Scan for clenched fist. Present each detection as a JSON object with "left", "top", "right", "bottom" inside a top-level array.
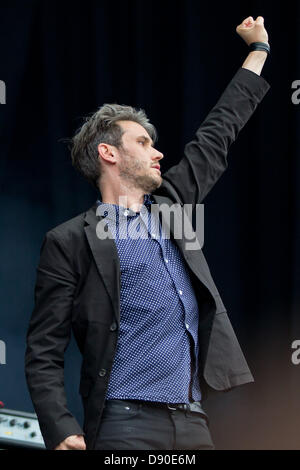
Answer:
[
  {"left": 236, "top": 16, "right": 269, "bottom": 46},
  {"left": 54, "top": 434, "right": 86, "bottom": 450}
]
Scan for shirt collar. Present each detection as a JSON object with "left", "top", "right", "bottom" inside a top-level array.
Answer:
[{"left": 96, "top": 193, "right": 154, "bottom": 219}]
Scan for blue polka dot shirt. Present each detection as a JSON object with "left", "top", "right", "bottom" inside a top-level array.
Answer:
[{"left": 96, "top": 193, "right": 202, "bottom": 404}]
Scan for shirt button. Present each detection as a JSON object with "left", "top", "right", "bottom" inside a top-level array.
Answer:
[
  {"left": 186, "top": 323, "right": 190, "bottom": 329},
  {"left": 98, "top": 369, "right": 107, "bottom": 377},
  {"left": 110, "top": 322, "right": 117, "bottom": 332},
  {"left": 178, "top": 290, "right": 183, "bottom": 295},
  {"left": 165, "top": 258, "right": 168, "bottom": 263},
  {"left": 151, "top": 233, "right": 156, "bottom": 238},
  {"left": 124, "top": 210, "right": 129, "bottom": 216}
]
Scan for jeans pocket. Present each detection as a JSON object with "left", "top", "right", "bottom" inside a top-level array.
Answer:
[{"left": 186, "top": 409, "right": 210, "bottom": 429}]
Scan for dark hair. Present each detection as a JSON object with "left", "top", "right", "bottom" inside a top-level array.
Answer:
[{"left": 70, "top": 104, "right": 158, "bottom": 190}]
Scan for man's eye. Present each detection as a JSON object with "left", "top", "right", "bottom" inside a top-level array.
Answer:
[{"left": 138, "top": 141, "right": 145, "bottom": 145}]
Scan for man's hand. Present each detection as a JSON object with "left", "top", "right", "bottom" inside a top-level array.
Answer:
[
  {"left": 236, "top": 16, "right": 270, "bottom": 76},
  {"left": 236, "top": 16, "right": 269, "bottom": 46},
  {"left": 54, "top": 434, "right": 86, "bottom": 450}
]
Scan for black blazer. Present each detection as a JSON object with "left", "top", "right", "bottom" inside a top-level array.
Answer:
[{"left": 25, "top": 67, "right": 270, "bottom": 450}]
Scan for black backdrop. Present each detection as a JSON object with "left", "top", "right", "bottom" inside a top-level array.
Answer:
[{"left": 0, "top": 0, "right": 300, "bottom": 449}]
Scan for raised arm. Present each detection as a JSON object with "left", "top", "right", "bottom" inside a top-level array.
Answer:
[{"left": 162, "top": 16, "right": 270, "bottom": 206}]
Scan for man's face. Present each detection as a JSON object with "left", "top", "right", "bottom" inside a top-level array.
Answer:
[{"left": 116, "top": 120, "right": 164, "bottom": 193}]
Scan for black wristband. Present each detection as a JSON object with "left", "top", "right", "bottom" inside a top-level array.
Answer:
[{"left": 249, "top": 42, "right": 270, "bottom": 55}]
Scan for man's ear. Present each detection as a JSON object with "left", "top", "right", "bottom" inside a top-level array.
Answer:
[{"left": 98, "top": 143, "right": 116, "bottom": 164}]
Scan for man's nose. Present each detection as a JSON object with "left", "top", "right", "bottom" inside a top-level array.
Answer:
[{"left": 153, "top": 149, "right": 164, "bottom": 161}]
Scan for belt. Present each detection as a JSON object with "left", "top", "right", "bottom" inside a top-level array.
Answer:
[{"left": 126, "top": 400, "right": 208, "bottom": 418}]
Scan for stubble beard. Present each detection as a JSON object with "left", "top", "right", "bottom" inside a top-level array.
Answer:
[{"left": 119, "top": 151, "right": 162, "bottom": 194}]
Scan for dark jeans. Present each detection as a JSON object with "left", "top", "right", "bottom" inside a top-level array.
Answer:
[{"left": 94, "top": 399, "right": 215, "bottom": 450}]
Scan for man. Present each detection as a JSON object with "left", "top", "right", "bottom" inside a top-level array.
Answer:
[{"left": 25, "top": 16, "right": 270, "bottom": 450}]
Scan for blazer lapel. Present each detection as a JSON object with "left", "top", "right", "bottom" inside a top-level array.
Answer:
[{"left": 84, "top": 202, "right": 121, "bottom": 327}]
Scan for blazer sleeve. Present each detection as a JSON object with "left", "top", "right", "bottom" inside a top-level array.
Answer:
[
  {"left": 25, "top": 231, "right": 84, "bottom": 450},
  {"left": 162, "top": 67, "right": 270, "bottom": 205}
]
